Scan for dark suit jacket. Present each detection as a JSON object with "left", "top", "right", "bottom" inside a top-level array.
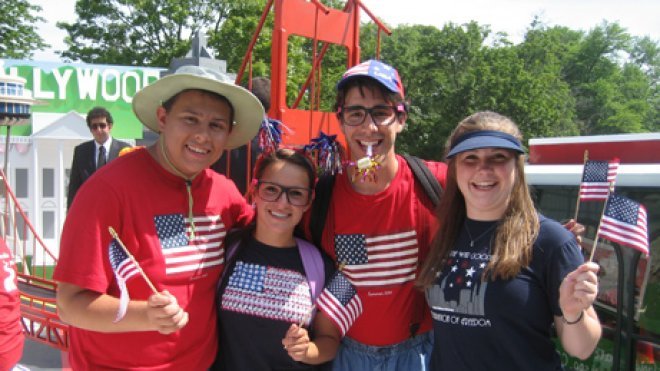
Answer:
[{"left": 67, "top": 138, "right": 131, "bottom": 210}]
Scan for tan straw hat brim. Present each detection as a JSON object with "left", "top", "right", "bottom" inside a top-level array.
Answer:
[{"left": 132, "top": 73, "right": 264, "bottom": 150}]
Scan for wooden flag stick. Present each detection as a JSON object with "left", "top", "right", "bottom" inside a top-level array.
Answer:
[
  {"left": 108, "top": 227, "right": 158, "bottom": 294},
  {"left": 588, "top": 182, "right": 615, "bottom": 262},
  {"left": 299, "top": 303, "right": 316, "bottom": 328},
  {"left": 589, "top": 236, "right": 600, "bottom": 262},
  {"left": 573, "top": 150, "right": 589, "bottom": 221}
]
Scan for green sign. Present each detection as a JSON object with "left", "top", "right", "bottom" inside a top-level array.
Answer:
[{"left": 1, "top": 59, "right": 163, "bottom": 138}]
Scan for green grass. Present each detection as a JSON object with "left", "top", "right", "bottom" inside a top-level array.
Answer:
[{"left": 16, "top": 263, "right": 55, "bottom": 281}]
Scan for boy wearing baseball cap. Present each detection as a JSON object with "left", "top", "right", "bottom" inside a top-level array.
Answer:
[
  {"left": 55, "top": 66, "right": 264, "bottom": 369},
  {"left": 307, "top": 60, "right": 447, "bottom": 370}
]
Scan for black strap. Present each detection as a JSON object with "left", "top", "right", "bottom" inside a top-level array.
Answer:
[
  {"left": 402, "top": 154, "right": 442, "bottom": 208},
  {"left": 310, "top": 174, "right": 335, "bottom": 248},
  {"left": 402, "top": 154, "right": 442, "bottom": 337}
]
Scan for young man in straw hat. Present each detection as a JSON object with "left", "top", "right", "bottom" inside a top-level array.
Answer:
[{"left": 54, "top": 65, "right": 264, "bottom": 370}]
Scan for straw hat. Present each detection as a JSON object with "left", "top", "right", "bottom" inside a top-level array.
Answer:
[{"left": 133, "top": 65, "right": 264, "bottom": 149}]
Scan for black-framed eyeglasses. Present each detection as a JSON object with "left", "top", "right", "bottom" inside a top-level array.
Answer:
[
  {"left": 90, "top": 123, "right": 108, "bottom": 130},
  {"left": 339, "top": 105, "right": 399, "bottom": 126},
  {"left": 256, "top": 181, "right": 312, "bottom": 206}
]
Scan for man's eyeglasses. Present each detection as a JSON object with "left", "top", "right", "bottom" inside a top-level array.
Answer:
[
  {"left": 256, "top": 181, "right": 312, "bottom": 206},
  {"left": 90, "top": 123, "right": 108, "bottom": 130},
  {"left": 339, "top": 105, "right": 400, "bottom": 127}
]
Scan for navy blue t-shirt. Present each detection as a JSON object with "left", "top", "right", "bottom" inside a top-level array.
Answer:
[
  {"left": 215, "top": 236, "right": 334, "bottom": 371},
  {"left": 426, "top": 215, "right": 584, "bottom": 370}
]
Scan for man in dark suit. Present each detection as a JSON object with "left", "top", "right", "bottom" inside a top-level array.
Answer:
[{"left": 67, "top": 107, "right": 131, "bottom": 210}]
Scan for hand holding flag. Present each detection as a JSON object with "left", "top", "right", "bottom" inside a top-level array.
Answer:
[
  {"left": 108, "top": 227, "right": 157, "bottom": 322},
  {"left": 146, "top": 290, "right": 189, "bottom": 335},
  {"left": 282, "top": 323, "right": 312, "bottom": 362},
  {"left": 558, "top": 262, "right": 600, "bottom": 321}
]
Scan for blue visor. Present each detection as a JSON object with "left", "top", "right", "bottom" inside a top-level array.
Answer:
[{"left": 446, "top": 130, "right": 525, "bottom": 159}]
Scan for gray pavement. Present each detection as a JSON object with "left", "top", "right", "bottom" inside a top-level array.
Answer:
[{"left": 16, "top": 337, "right": 66, "bottom": 371}]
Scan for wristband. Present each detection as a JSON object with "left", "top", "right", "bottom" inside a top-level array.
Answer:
[{"left": 562, "top": 310, "right": 584, "bottom": 325}]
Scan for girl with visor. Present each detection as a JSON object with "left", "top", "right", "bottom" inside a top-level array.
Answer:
[{"left": 418, "top": 111, "right": 601, "bottom": 370}]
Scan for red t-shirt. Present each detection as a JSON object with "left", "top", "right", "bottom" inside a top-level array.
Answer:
[
  {"left": 0, "top": 239, "right": 23, "bottom": 369},
  {"left": 316, "top": 155, "right": 446, "bottom": 346},
  {"left": 54, "top": 148, "right": 253, "bottom": 370}
]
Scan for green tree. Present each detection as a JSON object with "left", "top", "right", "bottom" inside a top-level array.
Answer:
[
  {"left": 0, "top": 0, "right": 48, "bottom": 59},
  {"left": 58, "top": 0, "right": 240, "bottom": 66},
  {"left": 360, "top": 21, "right": 581, "bottom": 160},
  {"left": 55, "top": 1, "right": 658, "bottom": 145},
  {"left": 562, "top": 22, "right": 635, "bottom": 134},
  {"left": 361, "top": 22, "right": 493, "bottom": 160},
  {"left": 518, "top": 21, "right": 657, "bottom": 135},
  {"left": 630, "top": 36, "right": 660, "bottom": 131},
  {"left": 209, "top": 0, "right": 270, "bottom": 77}
]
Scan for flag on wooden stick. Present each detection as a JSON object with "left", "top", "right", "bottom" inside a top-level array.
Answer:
[
  {"left": 599, "top": 194, "right": 649, "bottom": 255},
  {"left": 579, "top": 159, "right": 619, "bottom": 201},
  {"left": 109, "top": 240, "right": 140, "bottom": 322},
  {"left": 108, "top": 227, "right": 158, "bottom": 322},
  {"left": 316, "top": 271, "right": 362, "bottom": 336}
]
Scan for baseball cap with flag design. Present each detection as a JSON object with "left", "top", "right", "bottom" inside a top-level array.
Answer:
[{"left": 336, "top": 60, "right": 405, "bottom": 98}]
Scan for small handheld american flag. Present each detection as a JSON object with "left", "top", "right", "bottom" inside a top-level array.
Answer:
[
  {"left": 598, "top": 194, "right": 649, "bottom": 255},
  {"left": 109, "top": 240, "right": 139, "bottom": 322},
  {"left": 579, "top": 159, "right": 619, "bottom": 201},
  {"left": 316, "top": 271, "right": 363, "bottom": 336},
  {"left": 108, "top": 227, "right": 158, "bottom": 322}
]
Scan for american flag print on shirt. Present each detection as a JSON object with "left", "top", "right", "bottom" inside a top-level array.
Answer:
[
  {"left": 317, "top": 271, "right": 363, "bottom": 336},
  {"left": 334, "top": 230, "right": 418, "bottom": 287},
  {"left": 154, "top": 213, "right": 226, "bottom": 275},
  {"left": 221, "top": 261, "right": 312, "bottom": 324},
  {"left": 579, "top": 159, "right": 619, "bottom": 201}
]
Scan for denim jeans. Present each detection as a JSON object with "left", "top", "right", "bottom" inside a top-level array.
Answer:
[{"left": 331, "top": 331, "right": 433, "bottom": 371}]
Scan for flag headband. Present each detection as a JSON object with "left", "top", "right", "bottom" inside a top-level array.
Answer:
[{"left": 447, "top": 130, "right": 525, "bottom": 159}]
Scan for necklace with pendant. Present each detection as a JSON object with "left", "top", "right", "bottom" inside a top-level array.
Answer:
[{"left": 464, "top": 221, "right": 498, "bottom": 248}]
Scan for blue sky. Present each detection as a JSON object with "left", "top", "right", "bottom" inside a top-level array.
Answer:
[{"left": 29, "top": 0, "right": 660, "bottom": 62}]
